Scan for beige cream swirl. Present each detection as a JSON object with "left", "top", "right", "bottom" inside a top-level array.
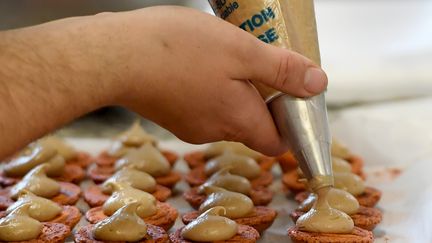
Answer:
[
  {"left": 199, "top": 186, "right": 254, "bottom": 219},
  {"left": 6, "top": 190, "right": 62, "bottom": 221},
  {"left": 296, "top": 187, "right": 354, "bottom": 233},
  {"left": 331, "top": 139, "right": 351, "bottom": 159},
  {"left": 4, "top": 141, "right": 65, "bottom": 177},
  {"left": 10, "top": 164, "right": 61, "bottom": 199},
  {"left": 39, "top": 136, "right": 77, "bottom": 161},
  {"left": 181, "top": 206, "right": 238, "bottom": 242},
  {"left": 199, "top": 168, "right": 252, "bottom": 195},
  {"left": 102, "top": 167, "right": 156, "bottom": 194},
  {"left": 332, "top": 157, "right": 352, "bottom": 173},
  {"left": 93, "top": 202, "right": 148, "bottom": 242},
  {"left": 204, "top": 152, "right": 261, "bottom": 179},
  {"left": 334, "top": 172, "right": 365, "bottom": 196},
  {"left": 204, "top": 141, "right": 261, "bottom": 159},
  {"left": 108, "top": 121, "right": 157, "bottom": 157},
  {"left": 298, "top": 188, "right": 359, "bottom": 215},
  {"left": 102, "top": 181, "right": 157, "bottom": 218},
  {"left": 297, "top": 157, "right": 352, "bottom": 178},
  {"left": 0, "top": 203, "right": 43, "bottom": 241},
  {"left": 114, "top": 143, "right": 170, "bottom": 177}
]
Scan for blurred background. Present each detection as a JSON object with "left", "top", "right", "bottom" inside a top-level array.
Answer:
[{"left": 0, "top": 0, "right": 431, "bottom": 141}]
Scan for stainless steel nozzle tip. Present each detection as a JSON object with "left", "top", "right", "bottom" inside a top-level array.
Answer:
[{"left": 269, "top": 93, "right": 333, "bottom": 190}]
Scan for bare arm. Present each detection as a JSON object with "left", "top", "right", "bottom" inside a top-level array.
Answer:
[
  {"left": 0, "top": 16, "right": 124, "bottom": 157},
  {"left": 0, "top": 6, "right": 327, "bottom": 159}
]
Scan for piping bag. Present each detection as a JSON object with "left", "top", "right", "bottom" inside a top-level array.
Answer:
[{"left": 208, "top": 0, "right": 333, "bottom": 190}]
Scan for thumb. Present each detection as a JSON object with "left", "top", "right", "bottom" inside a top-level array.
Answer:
[{"left": 243, "top": 42, "right": 328, "bottom": 98}]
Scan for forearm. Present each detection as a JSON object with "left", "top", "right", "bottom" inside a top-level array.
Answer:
[{"left": 0, "top": 17, "right": 126, "bottom": 158}]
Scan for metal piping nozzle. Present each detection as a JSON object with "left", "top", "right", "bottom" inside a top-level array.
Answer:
[{"left": 269, "top": 93, "right": 333, "bottom": 191}]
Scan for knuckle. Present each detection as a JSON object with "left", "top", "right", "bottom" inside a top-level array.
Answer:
[
  {"left": 272, "top": 51, "right": 309, "bottom": 92},
  {"left": 272, "top": 52, "right": 292, "bottom": 90}
]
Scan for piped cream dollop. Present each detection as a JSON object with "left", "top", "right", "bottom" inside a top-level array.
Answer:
[
  {"left": 297, "top": 157, "right": 351, "bottom": 178},
  {"left": 10, "top": 164, "right": 61, "bottom": 199},
  {"left": 331, "top": 139, "right": 351, "bottom": 159},
  {"left": 0, "top": 203, "right": 43, "bottom": 241},
  {"left": 114, "top": 143, "right": 170, "bottom": 177},
  {"left": 199, "top": 168, "right": 252, "bottom": 195},
  {"left": 204, "top": 141, "right": 261, "bottom": 160},
  {"left": 298, "top": 188, "right": 359, "bottom": 215},
  {"left": 107, "top": 121, "right": 157, "bottom": 157},
  {"left": 181, "top": 206, "right": 238, "bottom": 242},
  {"left": 199, "top": 186, "right": 254, "bottom": 219},
  {"left": 93, "top": 202, "right": 148, "bottom": 242},
  {"left": 334, "top": 172, "right": 365, "bottom": 196},
  {"left": 332, "top": 157, "right": 352, "bottom": 173},
  {"left": 296, "top": 187, "right": 354, "bottom": 233},
  {"left": 102, "top": 167, "right": 157, "bottom": 194},
  {"left": 102, "top": 182, "right": 157, "bottom": 218},
  {"left": 4, "top": 141, "right": 65, "bottom": 177},
  {"left": 204, "top": 152, "right": 260, "bottom": 179},
  {"left": 6, "top": 190, "right": 62, "bottom": 221},
  {"left": 39, "top": 136, "right": 77, "bottom": 161}
]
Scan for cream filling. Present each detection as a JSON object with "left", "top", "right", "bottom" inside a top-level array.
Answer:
[
  {"left": 102, "top": 167, "right": 156, "bottom": 194},
  {"left": 331, "top": 139, "right": 351, "bottom": 159},
  {"left": 4, "top": 142, "right": 65, "bottom": 177},
  {"left": 118, "top": 121, "right": 157, "bottom": 147},
  {"left": 199, "top": 186, "right": 254, "bottom": 219},
  {"left": 199, "top": 168, "right": 252, "bottom": 196},
  {"left": 39, "top": 136, "right": 77, "bottom": 161},
  {"left": 332, "top": 157, "right": 352, "bottom": 173},
  {"left": 6, "top": 190, "right": 62, "bottom": 222},
  {"left": 102, "top": 182, "right": 157, "bottom": 218},
  {"left": 204, "top": 152, "right": 260, "bottom": 179},
  {"left": 298, "top": 188, "right": 359, "bottom": 215},
  {"left": 297, "top": 157, "right": 351, "bottom": 178},
  {"left": 107, "top": 121, "right": 157, "bottom": 157},
  {"left": 107, "top": 141, "right": 133, "bottom": 158},
  {"left": 181, "top": 206, "right": 238, "bottom": 242},
  {"left": 0, "top": 203, "right": 43, "bottom": 241},
  {"left": 93, "top": 202, "right": 148, "bottom": 242},
  {"left": 296, "top": 187, "right": 354, "bottom": 233},
  {"left": 114, "top": 143, "right": 170, "bottom": 177},
  {"left": 10, "top": 164, "right": 60, "bottom": 199},
  {"left": 334, "top": 172, "right": 365, "bottom": 196},
  {"left": 204, "top": 141, "right": 261, "bottom": 159}
]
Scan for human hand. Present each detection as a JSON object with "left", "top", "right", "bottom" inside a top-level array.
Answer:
[
  {"left": 0, "top": 6, "right": 327, "bottom": 157},
  {"left": 95, "top": 6, "right": 328, "bottom": 156}
]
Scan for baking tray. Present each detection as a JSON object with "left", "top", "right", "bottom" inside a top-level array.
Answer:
[{"left": 66, "top": 138, "right": 408, "bottom": 243}]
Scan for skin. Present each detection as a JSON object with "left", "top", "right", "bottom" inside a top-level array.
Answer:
[{"left": 0, "top": 6, "right": 327, "bottom": 159}]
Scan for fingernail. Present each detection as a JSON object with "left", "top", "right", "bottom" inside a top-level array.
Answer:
[{"left": 304, "top": 68, "right": 328, "bottom": 94}]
